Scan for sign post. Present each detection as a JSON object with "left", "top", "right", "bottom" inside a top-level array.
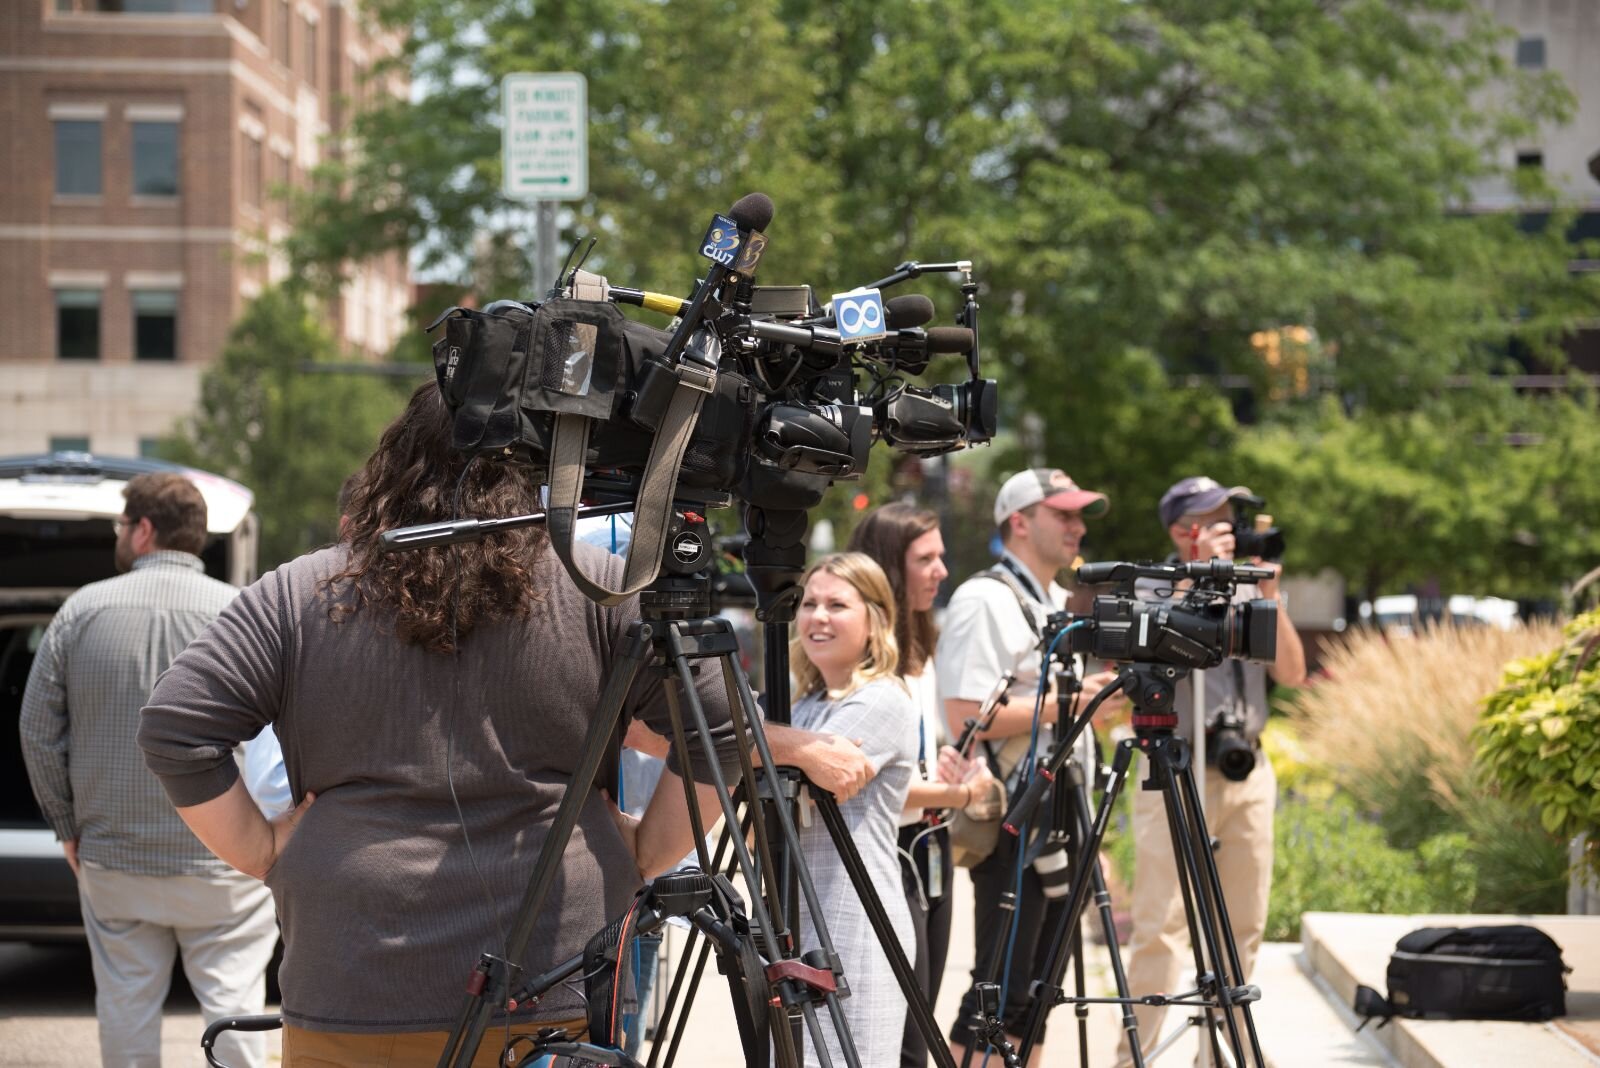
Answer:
[{"left": 501, "top": 72, "right": 588, "bottom": 293}]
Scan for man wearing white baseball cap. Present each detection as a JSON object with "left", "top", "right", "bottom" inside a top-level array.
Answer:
[{"left": 937, "top": 467, "right": 1121, "bottom": 1061}]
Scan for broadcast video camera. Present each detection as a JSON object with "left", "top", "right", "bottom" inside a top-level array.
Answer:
[
  {"left": 1051, "top": 558, "right": 1279, "bottom": 670},
  {"left": 426, "top": 194, "right": 994, "bottom": 507},
  {"left": 418, "top": 191, "right": 996, "bottom": 605}
]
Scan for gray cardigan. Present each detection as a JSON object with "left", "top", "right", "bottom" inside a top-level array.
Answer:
[{"left": 139, "top": 542, "right": 741, "bottom": 1033}]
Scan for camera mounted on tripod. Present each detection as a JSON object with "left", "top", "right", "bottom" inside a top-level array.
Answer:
[
  {"left": 417, "top": 191, "right": 996, "bottom": 611},
  {"left": 1050, "top": 558, "right": 1279, "bottom": 671}
]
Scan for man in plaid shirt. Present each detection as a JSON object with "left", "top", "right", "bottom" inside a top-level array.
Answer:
[{"left": 19, "top": 472, "right": 279, "bottom": 1068}]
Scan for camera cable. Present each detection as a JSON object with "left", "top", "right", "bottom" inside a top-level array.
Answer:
[{"left": 441, "top": 456, "right": 520, "bottom": 1059}]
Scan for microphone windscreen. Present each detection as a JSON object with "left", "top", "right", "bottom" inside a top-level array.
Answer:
[
  {"left": 884, "top": 294, "right": 935, "bottom": 330},
  {"left": 926, "top": 326, "right": 974, "bottom": 354},
  {"left": 728, "top": 192, "right": 774, "bottom": 233}
]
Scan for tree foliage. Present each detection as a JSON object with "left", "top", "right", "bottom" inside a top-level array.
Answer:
[
  {"left": 159, "top": 287, "right": 409, "bottom": 569},
  {"left": 285, "top": 0, "right": 1600, "bottom": 594}
]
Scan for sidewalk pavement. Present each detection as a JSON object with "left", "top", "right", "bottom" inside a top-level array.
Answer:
[{"left": 642, "top": 867, "right": 1379, "bottom": 1067}]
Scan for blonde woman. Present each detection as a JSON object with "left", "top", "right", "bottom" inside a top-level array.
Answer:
[{"left": 789, "top": 552, "right": 920, "bottom": 1068}]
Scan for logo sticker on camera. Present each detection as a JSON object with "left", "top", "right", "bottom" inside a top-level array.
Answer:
[
  {"left": 673, "top": 531, "right": 706, "bottom": 564},
  {"left": 831, "top": 288, "right": 887, "bottom": 344},
  {"left": 700, "top": 214, "right": 742, "bottom": 267}
]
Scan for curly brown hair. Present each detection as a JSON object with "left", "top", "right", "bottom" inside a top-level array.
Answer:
[{"left": 326, "top": 381, "right": 546, "bottom": 653}]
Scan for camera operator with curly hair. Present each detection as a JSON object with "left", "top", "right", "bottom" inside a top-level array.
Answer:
[
  {"left": 1117, "top": 477, "right": 1306, "bottom": 1067},
  {"left": 136, "top": 381, "right": 873, "bottom": 1067}
]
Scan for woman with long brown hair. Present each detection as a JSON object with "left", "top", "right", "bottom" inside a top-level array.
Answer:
[
  {"left": 849, "top": 503, "right": 991, "bottom": 1068},
  {"left": 139, "top": 381, "right": 744, "bottom": 1065}
]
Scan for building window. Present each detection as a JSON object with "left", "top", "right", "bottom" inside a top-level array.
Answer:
[
  {"left": 56, "top": 289, "right": 101, "bottom": 359},
  {"left": 272, "top": 150, "right": 291, "bottom": 193},
  {"left": 133, "top": 290, "right": 179, "bottom": 360},
  {"left": 1516, "top": 37, "right": 1546, "bottom": 69},
  {"left": 274, "top": 0, "right": 291, "bottom": 66},
  {"left": 1517, "top": 150, "right": 1544, "bottom": 171},
  {"left": 242, "top": 132, "right": 263, "bottom": 206},
  {"left": 304, "top": 18, "right": 318, "bottom": 88},
  {"left": 138, "top": 437, "right": 166, "bottom": 459},
  {"left": 54, "top": 120, "right": 102, "bottom": 195},
  {"left": 132, "top": 121, "right": 180, "bottom": 196},
  {"left": 86, "top": 1, "right": 215, "bottom": 11},
  {"left": 49, "top": 436, "right": 91, "bottom": 454}
]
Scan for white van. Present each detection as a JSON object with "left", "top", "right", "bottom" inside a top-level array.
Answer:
[
  {"left": 0, "top": 452, "right": 257, "bottom": 939},
  {"left": 1358, "top": 593, "right": 1522, "bottom": 637}
]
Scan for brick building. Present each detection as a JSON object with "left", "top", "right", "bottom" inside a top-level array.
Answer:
[{"left": 0, "top": 0, "right": 411, "bottom": 457}]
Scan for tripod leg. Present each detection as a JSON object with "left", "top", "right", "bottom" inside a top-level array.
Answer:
[
  {"left": 1012, "top": 740, "right": 1137, "bottom": 1065},
  {"left": 1152, "top": 744, "right": 1256, "bottom": 1068},
  {"left": 722, "top": 656, "right": 877, "bottom": 1067},
  {"left": 1073, "top": 923, "right": 1089, "bottom": 1068},
  {"left": 1172, "top": 760, "right": 1266, "bottom": 1066},
  {"left": 959, "top": 880, "right": 1020, "bottom": 1068},
  {"left": 810, "top": 790, "right": 950, "bottom": 1068},
  {"left": 661, "top": 638, "right": 794, "bottom": 1067},
  {"left": 650, "top": 816, "right": 736, "bottom": 1068},
  {"left": 1073, "top": 773, "right": 1145, "bottom": 1068},
  {"left": 1148, "top": 746, "right": 1229, "bottom": 1068}
]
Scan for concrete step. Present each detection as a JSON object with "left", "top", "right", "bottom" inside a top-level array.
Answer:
[
  {"left": 1300, "top": 912, "right": 1600, "bottom": 1068},
  {"left": 1255, "top": 941, "right": 1392, "bottom": 1068}
]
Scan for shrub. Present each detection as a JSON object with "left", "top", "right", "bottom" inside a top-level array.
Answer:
[
  {"left": 1267, "top": 795, "right": 1476, "bottom": 942},
  {"left": 1476, "top": 610, "right": 1600, "bottom": 872},
  {"left": 1291, "top": 619, "right": 1567, "bottom": 913}
]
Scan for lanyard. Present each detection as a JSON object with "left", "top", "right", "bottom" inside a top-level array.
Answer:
[{"left": 995, "top": 554, "right": 1049, "bottom": 607}]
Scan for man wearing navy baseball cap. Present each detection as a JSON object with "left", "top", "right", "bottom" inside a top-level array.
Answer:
[
  {"left": 937, "top": 467, "right": 1124, "bottom": 1060},
  {"left": 1117, "top": 476, "right": 1306, "bottom": 1067}
]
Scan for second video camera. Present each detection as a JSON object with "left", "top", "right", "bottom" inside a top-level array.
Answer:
[{"left": 1057, "top": 558, "right": 1278, "bottom": 670}]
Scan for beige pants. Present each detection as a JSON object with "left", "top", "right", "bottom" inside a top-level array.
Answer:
[
  {"left": 1119, "top": 755, "right": 1275, "bottom": 1066},
  {"left": 78, "top": 863, "right": 278, "bottom": 1068},
  {"left": 282, "top": 1017, "right": 589, "bottom": 1067}
]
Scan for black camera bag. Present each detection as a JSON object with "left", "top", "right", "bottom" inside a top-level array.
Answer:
[
  {"left": 429, "top": 281, "right": 759, "bottom": 604},
  {"left": 1353, "top": 925, "right": 1568, "bottom": 1025}
]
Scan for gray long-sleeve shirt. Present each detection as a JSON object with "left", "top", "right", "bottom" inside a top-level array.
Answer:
[
  {"left": 138, "top": 541, "right": 742, "bottom": 1033},
  {"left": 20, "top": 551, "right": 239, "bottom": 876}
]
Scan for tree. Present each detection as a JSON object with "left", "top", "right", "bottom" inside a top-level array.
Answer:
[
  {"left": 1233, "top": 384, "right": 1600, "bottom": 602},
  {"left": 159, "top": 287, "right": 410, "bottom": 569},
  {"left": 284, "top": 0, "right": 1600, "bottom": 589}
]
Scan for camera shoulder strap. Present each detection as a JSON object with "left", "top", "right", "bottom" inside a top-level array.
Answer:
[
  {"left": 972, "top": 566, "right": 1043, "bottom": 639},
  {"left": 967, "top": 566, "right": 1047, "bottom": 781},
  {"left": 543, "top": 275, "right": 716, "bottom": 605}
]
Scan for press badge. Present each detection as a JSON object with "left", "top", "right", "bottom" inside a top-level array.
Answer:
[{"left": 925, "top": 834, "right": 944, "bottom": 899}]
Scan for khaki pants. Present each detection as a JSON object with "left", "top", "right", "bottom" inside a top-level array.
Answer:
[
  {"left": 1119, "top": 755, "right": 1275, "bottom": 1066},
  {"left": 282, "top": 1018, "right": 589, "bottom": 1067},
  {"left": 78, "top": 863, "right": 278, "bottom": 1068}
]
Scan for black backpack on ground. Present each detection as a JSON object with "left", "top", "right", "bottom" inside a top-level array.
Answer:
[{"left": 1353, "top": 924, "right": 1569, "bottom": 1026}]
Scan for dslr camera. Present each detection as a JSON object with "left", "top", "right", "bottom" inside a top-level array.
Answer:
[{"left": 1229, "top": 494, "right": 1285, "bottom": 563}]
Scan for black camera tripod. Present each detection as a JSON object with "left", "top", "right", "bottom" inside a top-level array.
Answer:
[
  {"left": 952, "top": 662, "right": 1142, "bottom": 1068},
  {"left": 1002, "top": 662, "right": 1265, "bottom": 1068},
  {"left": 415, "top": 501, "right": 951, "bottom": 1068}
]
